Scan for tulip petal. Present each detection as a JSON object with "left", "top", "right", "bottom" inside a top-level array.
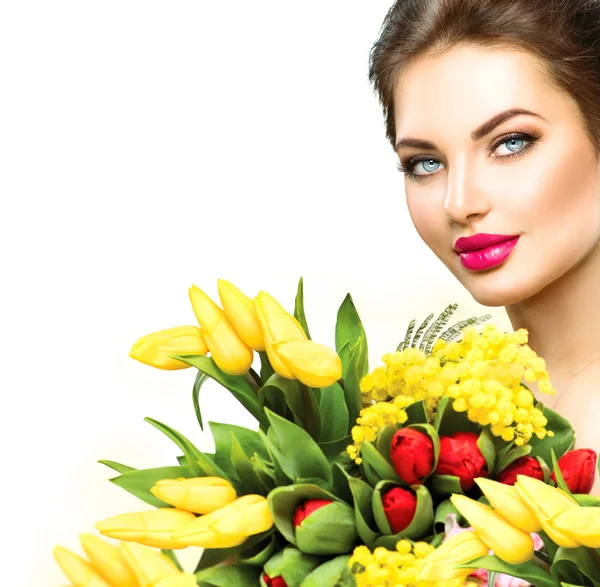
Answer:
[
  {"left": 155, "top": 574, "right": 199, "bottom": 587},
  {"left": 514, "top": 474, "right": 580, "bottom": 548},
  {"left": 79, "top": 534, "right": 138, "bottom": 587},
  {"left": 450, "top": 494, "right": 534, "bottom": 564},
  {"left": 119, "top": 542, "right": 180, "bottom": 587},
  {"left": 218, "top": 279, "right": 265, "bottom": 351},
  {"left": 273, "top": 340, "right": 342, "bottom": 388},
  {"left": 150, "top": 476, "right": 237, "bottom": 514},
  {"left": 95, "top": 508, "right": 196, "bottom": 550},
  {"left": 548, "top": 506, "right": 600, "bottom": 547},
  {"left": 129, "top": 326, "right": 208, "bottom": 370},
  {"left": 189, "top": 285, "right": 254, "bottom": 375},
  {"left": 53, "top": 546, "right": 112, "bottom": 587},
  {"left": 474, "top": 478, "right": 542, "bottom": 533}
]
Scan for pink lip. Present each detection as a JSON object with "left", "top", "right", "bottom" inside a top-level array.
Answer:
[
  {"left": 457, "top": 236, "right": 520, "bottom": 271},
  {"left": 454, "top": 233, "right": 519, "bottom": 253}
]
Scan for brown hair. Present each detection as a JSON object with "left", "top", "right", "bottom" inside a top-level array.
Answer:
[{"left": 369, "top": 0, "right": 600, "bottom": 154}]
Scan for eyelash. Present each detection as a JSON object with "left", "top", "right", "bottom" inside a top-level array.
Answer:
[{"left": 397, "top": 128, "right": 543, "bottom": 183}]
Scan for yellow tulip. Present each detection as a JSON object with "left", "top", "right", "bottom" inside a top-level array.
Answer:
[
  {"left": 417, "top": 531, "right": 489, "bottom": 582},
  {"left": 450, "top": 494, "right": 534, "bottom": 564},
  {"left": 95, "top": 508, "right": 196, "bottom": 550},
  {"left": 189, "top": 285, "right": 253, "bottom": 375},
  {"left": 172, "top": 494, "right": 273, "bottom": 548},
  {"left": 474, "top": 478, "right": 542, "bottom": 533},
  {"left": 79, "top": 534, "right": 138, "bottom": 587},
  {"left": 155, "top": 574, "right": 199, "bottom": 587},
  {"left": 150, "top": 476, "right": 237, "bottom": 514},
  {"left": 514, "top": 474, "right": 580, "bottom": 548},
  {"left": 53, "top": 546, "right": 112, "bottom": 587},
  {"left": 274, "top": 339, "right": 342, "bottom": 388},
  {"left": 547, "top": 506, "right": 600, "bottom": 548},
  {"left": 254, "top": 291, "right": 307, "bottom": 379},
  {"left": 119, "top": 542, "right": 179, "bottom": 587},
  {"left": 218, "top": 279, "right": 265, "bottom": 351},
  {"left": 129, "top": 325, "right": 208, "bottom": 370}
]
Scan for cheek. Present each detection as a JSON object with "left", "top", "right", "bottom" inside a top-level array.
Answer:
[{"left": 406, "top": 195, "right": 447, "bottom": 251}]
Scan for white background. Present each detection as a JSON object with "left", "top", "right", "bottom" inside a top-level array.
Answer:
[{"left": 1, "top": 2, "right": 511, "bottom": 584}]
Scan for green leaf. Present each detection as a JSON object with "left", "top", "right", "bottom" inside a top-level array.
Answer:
[
  {"left": 477, "top": 427, "right": 496, "bottom": 473},
  {"left": 161, "top": 550, "right": 183, "bottom": 571},
  {"left": 144, "top": 417, "right": 205, "bottom": 476},
  {"left": 172, "top": 354, "right": 267, "bottom": 428},
  {"left": 439, "top": 313, "right": 492, "bottom": 344},
  {"left": 263, "top": 409, "right": 332, "bottom": 486},
  {"left": 360, "top": 441, "right": 401, "bottom": 484},
  {"left": 405, "top": 400, "right": 428, "bottom": 424},
  {"left": 551, "top": 448, "right": 574, "bottom": 497},
  {"left": 347, "top": 476, "right": 380, "bottom": 548},
  {"left": 294, "top": 276, "right": 311, "bottom": 339},
  {"left": 419, "top": 304, "right": 458, "bottom": 354},
  {"left": 457, "top": 554, "right": 556, "bottom": 587},
  {"left": 343, "top": 336, "right": 368, "bottom": 431},
  {"left": 300, "top": 555, "right": 355, "bottom": 586},
  {"left": 433, "top": 396, "right": 450, "bottom": 432},
  {"left": 98, "top": 460, "right": 136, "bottom": 475},
  {"left": 411, "top": 314, "right": 434, "bottom": 350},
  {"left": 493, "top": 444, "right": 532, "bottom": 477},
  {"left": 552, "top": 546, "right": 600, "bottom": 587},
  {"left": 258, "top": 350, "right": 275, "bottom": 384},
  {"left": 238, "top": 534, "right": 279, "bottom": 567},
  {"left": 335, "top": 293, "right": 368, "bottom": 375},
  {"left": 397, "top": 318, "right": 416, "bottom": 352},
  {"left": 109, "top": 465, "right": 194, "bottom": 507},
  {"left": 433, "top": 498, "right": 461, "bottom": 533},
  {"left": 318, "top": 435, "right": 352, "bottom": 464},
  {"left": 192, "top": 371, "right": 209, "bottom": 431},
  {"left": 318, "top": 382, "right": 349, "bottom": 442},
  {"left": 529, "top": 407, "right": 575, "bottom": 465},
  {"left": 230, "top": 433, "right": 270, "bottom": 495},
  {"left": 195, "top": 564, "right": 262, "bottom": 586},
  {"left": 429, "top": 474, "right": 464, "bottom": 497}
]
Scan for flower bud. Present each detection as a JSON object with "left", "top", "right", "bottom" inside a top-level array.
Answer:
[
  {"left": 381, "top": 487, "right": 418, "bottom": 534},
  {"left": 79, "top": 533, "right": 138, "bottom": 587},
  {"left": 189, "top": 284, "right": 253, "bottom": 375},
  {"left": 274, "top": 340, "right": 342, "bottom": 388},
  {"left": 496, "top": 456, "right": 544, "bottom": 486},
  {"left": 254, "top": 291, "right": 307, "bottom": 379},
  {"left": 390, "top": 428, "right": 434, "bottom": 485},
  {"left": 119, "top": 542, "right": 180, "bottom": 586},
  {"left": 550, "top": 449, "right": 597, "bottom": 494},
  {"left": 150, "top": 476, "right": 237, "bottom": 514},
  {"left": 435, "top": 432, "right": 488, "bottom": 491},
  {"left": 293, "top": 499, "right": 358, "bottom": 555},
  {"left": 218, "top": 279, "right": 265, "bottom": 351},
  {"left": 450, "top": 494, "right": 535, "bottom": 564},
  {"left": 262, "top": 572, "right": 287, "bottom": 587},
  {"left": 514, "top": 474, "right": 580, "bottom": 548},
  {"left": 129, "top": 326, "right": 208, "bottom": 370},
  {"left": 95, "top": 508, "right": 196, "bottom": 549},
  {"left": 53, "top": 546, "right": 112, "bottom": 587}
]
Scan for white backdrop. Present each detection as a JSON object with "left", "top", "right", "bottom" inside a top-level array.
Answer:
[{"left": 1, "top": 2, "right": 511, "bottom": 584}]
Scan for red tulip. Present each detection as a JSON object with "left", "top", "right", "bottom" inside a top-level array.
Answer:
[
  {"left": 435, "top": 432, "right": 488, "bottom": 491},
  {"left": 263, "top": 572, "right": 287, "bottom": 587},
  {"left": 293, "top": 499, "right": 333, "bottom": 528},
  {"left": 389, "top": 428, "right": 435, "bottom": 485},
  {"left": 381, "top": 486, "right": 417, "bottom": 534},
  {"left": 551, "top": 449, "right": 597, "bottom": 494},
  {"left": 496, "top": 456, "right": 544, "bottom": 486}
]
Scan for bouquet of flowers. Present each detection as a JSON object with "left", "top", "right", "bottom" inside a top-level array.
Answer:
[{"left": 53, "top": 278, "right": 600, "bottom": 587}]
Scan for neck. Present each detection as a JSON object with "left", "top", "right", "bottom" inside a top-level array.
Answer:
[{"left": 505, "top": 241, "right": 600, "bottom": 395}]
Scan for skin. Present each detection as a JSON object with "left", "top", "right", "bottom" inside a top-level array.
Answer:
[{"left": 393, "top": 43, "right": 600, "bottom": 491}]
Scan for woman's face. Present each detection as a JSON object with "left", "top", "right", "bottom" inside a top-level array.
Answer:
[{"left": 393, "top": 44, "right": 600, "bottom": 307}]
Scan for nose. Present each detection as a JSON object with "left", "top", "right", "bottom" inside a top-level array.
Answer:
[{"left": 443, "top": 163, "right": 492, "bottom": 224}]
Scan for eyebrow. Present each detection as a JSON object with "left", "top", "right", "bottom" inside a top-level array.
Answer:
[{"left": 394, "top": 108, "right": 549, "bottom": 151}]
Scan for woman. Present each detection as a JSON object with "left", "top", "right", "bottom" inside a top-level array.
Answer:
[{"left": 368, "top": 0, "right": 600, "bottom": 489}]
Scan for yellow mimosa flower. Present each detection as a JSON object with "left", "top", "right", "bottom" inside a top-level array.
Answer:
[
  {"left": 547, "top": 506, "right": 600, "bottom": 547},
  {"left": 514, "top": 474, "right": 580, "bottom": 548},
  {"left": 79, "top": 534, "right": 138, "bottom": 587},
  {"left": 218, "top": 279, "right": 265, "bottom": 351},
  {"left": 450, "top": 494, "right": 534, "bottom": 564},
  {"left": 274, "top": 339, "right": 342, "bottom": 388},
  {"left": 150, "top": 476, "right": 237, "bottom": 515},
  {"left": 189, "top": 284, "right": 253, "bottom": 375},
  {"left": 53, "top": 546, "right": 112, "bottom": 587},
  {"left": 254, "top": 291, "right": 307, "bottom": 379},
  {"left": 474, "top": 478, "right": 542, "bottom": 533},
  {"left": 119, "top": 542, "right": 180, "bottom": 587},
  {"left": 417, "top": 531, "right": 489, "bottom": 582},
  {"left": 155, "top": 574, "right": 199, "bottom": 587},
  {"left": 95, "top": 508, "right": 196, "bottom": 550},
  {"left": 129, "top": 326, "right": 208, "bottom": 370},
  {"left": 172, "top": 494, "right": 273, "bottom": 548}
]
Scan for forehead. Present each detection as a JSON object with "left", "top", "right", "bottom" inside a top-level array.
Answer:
[{"left": 393, "top": 44, "right": 563, "bottom": 143}]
